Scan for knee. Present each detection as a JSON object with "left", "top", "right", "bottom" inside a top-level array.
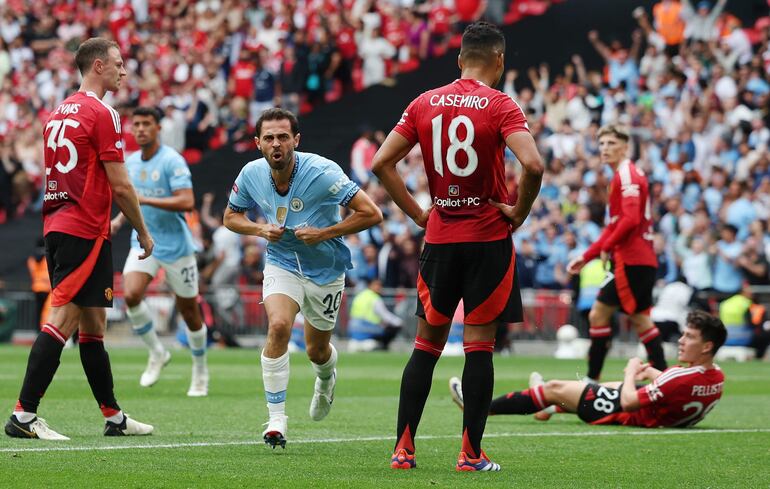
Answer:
[
  {"left": 124, "top": 290, "right": 143, "bottom": 308},
  {"left": 588, "top": 308, "right": 607, "bottom": 326},
  {"left": 266, "top": 317, "right": 292, "bottom": 346},
  {"left": 177, "top": 301, "right": 200, "bottom": 323}
]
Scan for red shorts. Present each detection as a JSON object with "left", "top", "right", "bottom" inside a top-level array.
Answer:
[
  {"left": 416, "top": 237, "right": 522, "bottom": 326},
  {"left": 45, "top": 232, "right": 113, "bottom": 307}
]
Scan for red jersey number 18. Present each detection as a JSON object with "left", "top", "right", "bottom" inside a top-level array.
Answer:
[{"left": 431, "top": 114, "right": 478, "bottom": 177}]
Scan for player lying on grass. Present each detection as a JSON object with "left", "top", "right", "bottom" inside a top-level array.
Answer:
[{"left": 450, "top": 311, "right": 726, "bottom": 428}]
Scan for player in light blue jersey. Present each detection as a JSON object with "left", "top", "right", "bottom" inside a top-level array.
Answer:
[
  {"left": 111, "top": 107, "right": 209, "bottom": 397},
  {"left": 224, "top": 108, "right": 382, "bottom": 448}
]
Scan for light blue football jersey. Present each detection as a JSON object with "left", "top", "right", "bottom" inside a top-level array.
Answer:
[
  {"left": 228, "top": 151, "right": 360, "bottom": 285},
  {"left": 126, "top": 145, "right": 197, "bottom": 263}
]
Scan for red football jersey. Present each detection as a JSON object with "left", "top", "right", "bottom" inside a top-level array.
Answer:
[
  {"left": 43, "top": 91, "right": 124, "bottom": 240},
  {"left": 583, "top": 159, "right": 657, "bottom": 267},
  {"left": 623, "top": 365, "right": 725, "bottom": 428},
  {"left": 392, "top": 78, "right": 530, "bottom": 244}
]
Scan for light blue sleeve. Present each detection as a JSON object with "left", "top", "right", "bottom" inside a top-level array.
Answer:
[
  {"left": 228, "top": 165, "right": 257, "bottom": 211},
  {"left": 315, "top": 161, "right": 360, "bottom": 207},
  {"left": 168, "top": 153, "right": 192, "bottom": 191}
]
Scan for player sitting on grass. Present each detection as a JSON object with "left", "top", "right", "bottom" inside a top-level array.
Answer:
[{"left": 450, "top": 311, "right": 726, "bottom": 428}]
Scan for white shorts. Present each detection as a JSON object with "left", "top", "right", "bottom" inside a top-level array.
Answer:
[
  {"left": 262, "top": 264, "right": 345, "bottom": 332},
  {"left": 123, "top": 248, "right": 199, "bottom": 298}
]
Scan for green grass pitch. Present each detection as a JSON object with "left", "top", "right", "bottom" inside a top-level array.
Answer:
[{"left": 0, "top": 345, "right": 768, "bottom": 488}]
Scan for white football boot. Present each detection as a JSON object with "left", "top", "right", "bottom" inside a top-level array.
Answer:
[
  {"left": 262, "top": 414, "right": 288, "bottom": 449},
  {"left": 309, "top": 369, "right": 336, "bottom": 421},
  {"left": 187, "top": 366, "right": 209, "bottom": 397},
  {"left": 5, "top": 416, "right": 70, "bottom": 440},
  {"left": 140, "top": 350, "right": 171, "bottom": 387},
  {"left": 104, "top": 414, "right": 154, "bottom": 436}
]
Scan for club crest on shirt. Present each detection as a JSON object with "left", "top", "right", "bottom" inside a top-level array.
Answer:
[
  {"left": 290, "top": 197, "right": 304, "bottom": 212},
  {"left": 104, "top": 288, "right": 113, "bottom": 301},
  {"left": 276, "top": 206, "right": 288, "bottom": 225},
  {"left": 151, "top": 170, "right": 160, "bottom": 182}
]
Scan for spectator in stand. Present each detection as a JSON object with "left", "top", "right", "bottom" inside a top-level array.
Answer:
[
  {"left": 358, "top": 26, "right": 396, "bottom": 89},
  {"left": 350, "top": 126, "right": 378, "bottom": 186},
  {"left": 651, "top": 1, "right": 686, "bottom": 52},
  {"left": 250, "top": 48, "right": 277, "bottom": 123},
  {"left": 534, "top": 223, "right": 570, "bottom": 290},
  {"left": 0, "top": 138, "right": 26, "bottom": 222},
  {"left": 681, "top": 0, "right": 727, "bottom": 42},
  {"left": 588, "top": 29, "right": 642, "bottom": 100},
  {"left": 712, "top": 224, "right": 744, "bottom": 298},
  {"left": 737, "top": 236, "right": 770, "bottom": 287}
]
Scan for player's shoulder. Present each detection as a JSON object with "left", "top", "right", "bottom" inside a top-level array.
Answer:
[
  {"left": 655, "top": 365, "right": 707, "bottom": 386},
  {"left": 239, "top": 157, "right": 269, "bottom": 179},
  {"left": 158, "top": 145, "right": 186, "bottom": 164},
  {"left": 81, "top": 91, "right": 121, "bottom": 132},
  {"left": 619, "top": 159, "right": 647, "bottom": 177},
  {"left": 297, "top": 151, "right": 342, "bottom": 174}
]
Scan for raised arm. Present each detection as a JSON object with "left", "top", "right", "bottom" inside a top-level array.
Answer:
[{"left": 588, "top": 30, "right": 612, "bottom": 62}]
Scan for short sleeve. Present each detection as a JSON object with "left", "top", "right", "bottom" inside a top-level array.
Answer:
[
  {"left": 317, "top": 162, "right": 360, "bottom": 207},
  {"left": 168, "top": 154, "right": 192, "bottom": 191},
  {"left": 392, "top": 95, "right": 421, "bottom": 145},
  {"left": 637, "top": 370, "right": 684, "bottom": 408},
  {"left": 93, "top": 106, "right": 124, "bottom": 162},
  {"left": 228, "top": 167, "right": 256, "bottom": 212},
  {"left": 497, "top": 95, "right": 530, "bottom": 140}
]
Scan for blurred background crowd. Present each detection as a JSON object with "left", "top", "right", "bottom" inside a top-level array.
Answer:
[{"left": 1, "top": 0, "right": 769, "bottom": 350}]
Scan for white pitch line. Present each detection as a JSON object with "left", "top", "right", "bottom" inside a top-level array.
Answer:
[{"left": 1, "top": 428, "right": 769, "bottom": 453}]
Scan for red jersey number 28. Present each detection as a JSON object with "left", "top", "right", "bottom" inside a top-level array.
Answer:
[
  {"left": 46, "top": 119, "right": 81, "bottom": 174},
  {"left": 431, "top": 114, "right": 478, "bottom": 177}
]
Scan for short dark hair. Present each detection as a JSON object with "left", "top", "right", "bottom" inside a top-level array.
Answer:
[
  {"left": 255, "top": 108, "right": 299, "bottom": 137},
  {"left": 722, "top": 223, "right": 738, "bottom": 236},
  {"left": 686, "top": 310, "right": 727, "bottom": 356},
  {"left": 459, "top": 21, "right": 505, "bottom": 65},
  {"left": 132, "top": 106, "right": 162, "bottom": 124},
  {"left": 75, "top": 37, "right": 119, "bottom": 75}
]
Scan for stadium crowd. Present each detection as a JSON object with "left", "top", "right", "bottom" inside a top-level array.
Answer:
[
  {"left": 0, "top": 0, "right": 562, "bottom": 223},
  {"left": 2, "top": 1, "right": 769, "bottom": 315},
  {"left": 341, "top": 0, "right": 770, "bottom": 302}
]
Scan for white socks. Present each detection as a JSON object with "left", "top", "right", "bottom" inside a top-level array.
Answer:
[
  {"left": 186, "top": 324, "right": 208, "bottom": 370},
  {"left": 127, "top": 301, "right": 165, "bottom": 356},
  {"left": 311, "top": 344, "right": 337, "bottom": 390},
  {"left": 261, "top": 351, "right": 290, "bottom": 417},
  {"left": 105, "top": 411, "right": 125, "bottom": 424},
  {"left": 13, "top": 410, "right": 35, "bottom": 423}
]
